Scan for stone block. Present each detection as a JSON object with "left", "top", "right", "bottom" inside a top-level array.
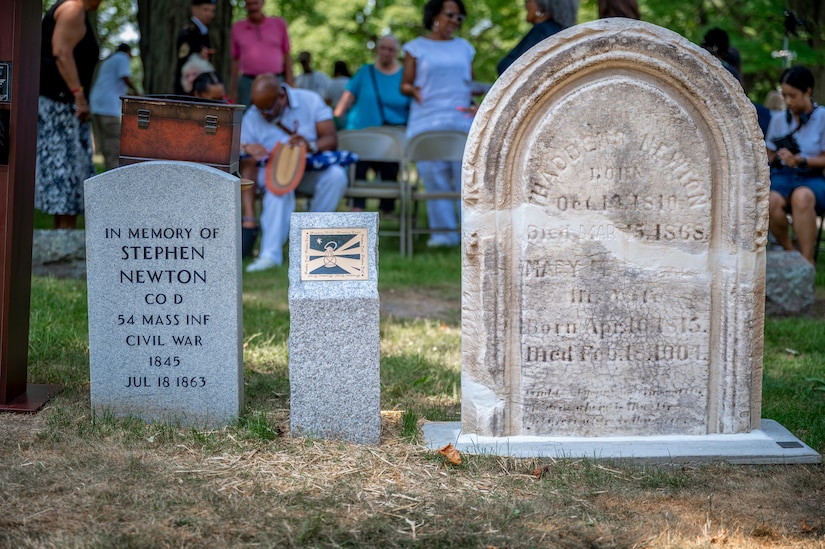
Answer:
[
  {"left": 288, "top": 212, "right": 380, "bottom": 444},
  {"left": 31, "top": 229, "right": 86, "bottom": 278},
  {"left": 765, "top": 250, "right": 815, "bottom": 315}
]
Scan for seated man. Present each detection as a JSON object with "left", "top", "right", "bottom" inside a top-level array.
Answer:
[{"left": 241, "top": 74, "right": 347, "bottom": 272}]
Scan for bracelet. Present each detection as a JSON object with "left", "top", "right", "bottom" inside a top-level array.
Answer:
[{"left": 69, "top": 86, "right": 83, "bottom": 95}]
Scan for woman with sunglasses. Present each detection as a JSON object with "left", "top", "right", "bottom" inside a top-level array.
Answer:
[
  {"left": 401, "top": 0, "right": 475, "bottom": 248},
  {"left": 497, "top": 0, "right": 578, "bottom": 76}
]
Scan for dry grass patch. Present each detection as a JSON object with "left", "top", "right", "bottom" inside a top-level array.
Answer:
[{"left": 1, "top": 394, "right": 823, "bottom": 548}]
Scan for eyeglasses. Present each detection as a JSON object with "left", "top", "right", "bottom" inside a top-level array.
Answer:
[
  {"left": 443, "top": 11, "right": 466, "bottom": 23},
  {"left": 260, "top": 104, "right": 279, "bottom": 116},
  {"left": 258, "top": 90, "right": 287, "bottom": 117}
]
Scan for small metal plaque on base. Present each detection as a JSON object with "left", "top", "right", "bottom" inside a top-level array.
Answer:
[{"left": 300, "top": 228, "right": 369, "bottom": 281}]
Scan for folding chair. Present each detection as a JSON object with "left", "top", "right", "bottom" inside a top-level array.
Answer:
[
  {"left": 403, "top": 130, "right": 468, "bottom": 256},
  {"left": 338, "top": 129, "right": 407, "bottom": 255}
]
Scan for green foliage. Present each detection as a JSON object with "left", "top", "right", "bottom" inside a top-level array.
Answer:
[
  {"left": 28, "top": 276, "right": 90, "bottom": 386},
  {"left": 762, "top": 314, "right": 825, "bottom": 453},
  {"left": 238, "top": 410, "right": 282, "bottom": 441},
  {"left": 43, "top": 0, "right": 825, "bottom": 105},
  {"left": 580, "top": 0, "right": 824, "bottom": 102},
  {"left": 400, "top": 409, "right": 420, "bottom": 441},
  {"left": 44, "top": 0, "right": 138, "bottom": 55},
  {"left": 278, "top": 0, "right": 823, "bottom": 102}
]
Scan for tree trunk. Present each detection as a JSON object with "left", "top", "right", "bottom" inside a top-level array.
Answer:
[
  {"left": 788, "top": 0, "right": 824, "bottom": 104},
  {"left": 136, "top": 0, "right": 232, "bottom": 95}
]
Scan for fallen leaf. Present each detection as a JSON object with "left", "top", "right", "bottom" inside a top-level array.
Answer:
[
  {"left": 437, "top": 443, "right": 461, "bottom": 465},
  {"left": 533, "top": 464, "right": 553, "bottom": 478},
  {"left": 709, "top": 529, "right": 727, "bottom": 543}
]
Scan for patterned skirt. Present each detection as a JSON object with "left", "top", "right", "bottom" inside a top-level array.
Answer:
[{"left": 35, "top": 96, "right": 95, "bottom": 215}]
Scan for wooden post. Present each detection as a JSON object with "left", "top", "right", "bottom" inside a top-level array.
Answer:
[{"left": 0, "top": 0, "right": 61, "bottom": 412}]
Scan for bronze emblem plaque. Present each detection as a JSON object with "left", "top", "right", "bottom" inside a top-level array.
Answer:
[{"left": 301, "top": 228, "right": 369, "bottom": 281}]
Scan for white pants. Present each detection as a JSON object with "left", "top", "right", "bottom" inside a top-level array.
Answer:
[
  {"left": 256, "top": 165, "right": 348, "bottom": 265},
  {"left": 417, "top": 160, "right": 461, "bottom": 246}
]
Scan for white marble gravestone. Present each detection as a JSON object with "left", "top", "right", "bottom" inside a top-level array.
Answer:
[
  {"left": 288, "top": 212, "right": 380, "bottom": 445},
  {"left": 461, "top": 20, "right": 770, "bottom": 438},
  {"left": 85, "top": 161, "right": 243, "bottom": 427}
]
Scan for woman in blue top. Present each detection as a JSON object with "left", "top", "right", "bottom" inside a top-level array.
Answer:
[
  {"left": 334, "top": 35, "right": 410, "bottom": 212},
  {"left": 766, "top": 66, "right": 825, "bottom": 265},
  {"left": 334, "top": 35, "right": 410, "bottom": 130}
]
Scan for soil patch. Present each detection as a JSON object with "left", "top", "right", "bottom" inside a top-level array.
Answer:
[{"left": 380, "top": 288, "right": 460, "bottom": 321}]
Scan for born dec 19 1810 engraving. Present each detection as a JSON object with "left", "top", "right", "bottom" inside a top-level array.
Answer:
[{"left": 461, "top": 20, "right": 769, "bottom": 438}]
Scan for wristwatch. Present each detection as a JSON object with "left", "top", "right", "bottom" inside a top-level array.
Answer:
[{"left": 799, "top": 155, "right": 808, "bottom": 168}]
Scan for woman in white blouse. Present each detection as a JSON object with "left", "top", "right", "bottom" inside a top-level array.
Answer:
[{"left": 401, "top": 0, "right": 475, "bottom": 248}]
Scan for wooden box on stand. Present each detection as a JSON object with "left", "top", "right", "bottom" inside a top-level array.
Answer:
[{"left": 120, "top": 95, "right": 244, "bottom": 173}]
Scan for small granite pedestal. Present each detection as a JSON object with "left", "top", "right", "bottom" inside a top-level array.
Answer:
[{"left": 288, "top": 212, "right": 380, "bottom": 445}]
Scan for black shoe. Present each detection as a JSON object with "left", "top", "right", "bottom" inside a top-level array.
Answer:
[{"left": 242, "top": 226, "right": 259, "bottom": 259}]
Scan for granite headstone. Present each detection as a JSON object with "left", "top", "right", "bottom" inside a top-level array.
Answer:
[
  {"left": 288, "top": 212, "right": 380, "bottom": 444},
  {"left": 85, "top": 161, "right": 243, "bottom": 427}
]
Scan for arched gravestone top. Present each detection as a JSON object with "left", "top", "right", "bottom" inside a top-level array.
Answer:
[{"left": 461, "top": 20, "right": 770, "bottom": 438}]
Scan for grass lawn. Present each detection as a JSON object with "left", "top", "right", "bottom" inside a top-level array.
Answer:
[{"left": 2, "top": 230, "right": 823, "bottom": 548}]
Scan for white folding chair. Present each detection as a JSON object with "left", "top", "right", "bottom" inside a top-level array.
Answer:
[
  {"left": 364, "top": 125, "right": 408, "bottom": 149},
  {"left": 403, "top": 130, "right": 468, "bottom": 256},
  {"left": 338, "top": 129, "right": 407, "bottom": 255}
]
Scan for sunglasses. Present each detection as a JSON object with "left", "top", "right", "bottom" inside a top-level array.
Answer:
[{"left": 443, "top": 11, "right": 466, "bottom": 23}]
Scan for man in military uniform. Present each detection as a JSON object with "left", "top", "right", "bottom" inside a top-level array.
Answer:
[{"left": 175, "top": 0, "right": 216, "bottom": 94}]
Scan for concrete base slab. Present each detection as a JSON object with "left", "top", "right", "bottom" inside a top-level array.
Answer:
[{"left": 422, "top": 419, "right": 821, "bottom": 464}]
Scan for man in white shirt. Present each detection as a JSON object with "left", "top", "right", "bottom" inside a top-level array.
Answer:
[
  {"left": 241, "top": 74, "right": 347, "bottom": 272},
  {"left": 89, "top": 43, "right": 138, "bottom": 170}
]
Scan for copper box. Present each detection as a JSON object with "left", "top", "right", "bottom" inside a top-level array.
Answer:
[{"left": 120, "top": 95, "right": 244, "bottom": 173}]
